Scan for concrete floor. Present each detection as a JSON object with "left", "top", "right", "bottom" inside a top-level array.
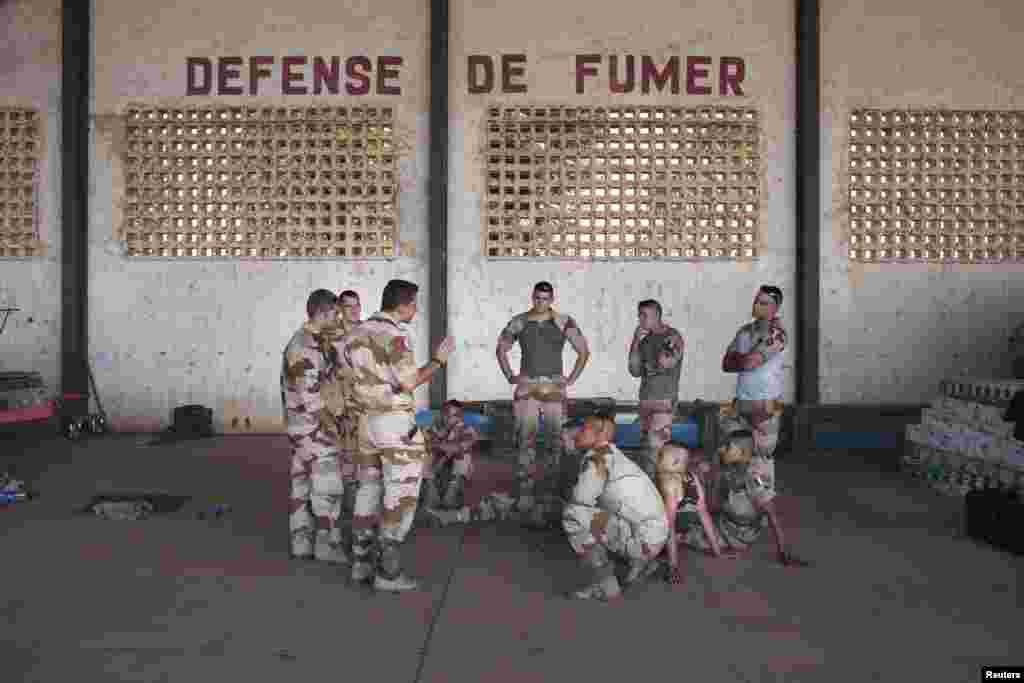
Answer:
[{"left": 1, "top": 428, "right": 1021, "bottom": 683}]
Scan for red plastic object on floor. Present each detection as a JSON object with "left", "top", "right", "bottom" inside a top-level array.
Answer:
[{"left": 0, "top": 399, "right": 56, "bottom": 425}]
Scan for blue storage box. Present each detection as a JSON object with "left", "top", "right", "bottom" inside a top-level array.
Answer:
[
  {"left": 562, "top": 415, "right": 701, "bottom": 449},
  {"left": 415, "top": 409, "right": 494, "bottom": 435}
]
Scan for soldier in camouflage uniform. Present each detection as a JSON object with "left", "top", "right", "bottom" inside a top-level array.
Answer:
[
  {"left": 676, "top": 418, "right": 808, "bottom": 568},
  {"left": 339, "top": 279, "right": 455, "bottom": 592},
  {"left": 312, "top": 289, "right": 363, "bottom": 563},
  {"left": 627, "top": 299, "right": 686, "bottom": 479},
  {"left": 281, "top": 289, "right": 344, "bottom": 561},
  {"left": 496, "top": 281, "right": 590, "bottom": 503},
  {"left": 668, "top": 286, "right": 809, "bottom": 568},
  {"left": 562, "top": 415, "right": 670, "bottom": 601},
  {"left": 421, "top": 399, "right": 480, "bottom": 511}
]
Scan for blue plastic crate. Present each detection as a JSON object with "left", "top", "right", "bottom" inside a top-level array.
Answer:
[
  {"left": 562, "top": 415, "right": 701, "bottom": 449},
  {"left": 415, "top": 409, "right": 494, "bottom": 435}
]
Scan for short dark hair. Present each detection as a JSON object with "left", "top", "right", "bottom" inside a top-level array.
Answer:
[
  {"left": 442, "top": 399, "right": 465, "bottom": 412},
  {"left": 638, "top": 299, "right": 662, "bottom": 318},
  {"left": 533, "top": 281, "right": 554, "bottom": 295},
  {"left": 338, "top": 290, "right": 360, "bottom": 302},
  {"left": 306, "top": 289, "right": 338, "bottom": 318},
  {"left": 381, "top": 279, "right": 419, "bottom": 311},
  {"left": 759, "top": 285, "right": 783, "bottom": 307}
]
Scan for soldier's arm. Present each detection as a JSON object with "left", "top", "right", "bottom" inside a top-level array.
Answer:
[
  {"left": 496, "top": 317, "right": 522, "bottom": 383},
  {"left": 741, "top": 322, "right": 788, "bottom": 371},
  {"left": 561, "top": 454, "right": 608, "bottom": 553},
  {"left": 627, "top": 334, "right": 644, "bottom": 378},
  {"left": 658, "top": 330, "right": 686, "bottom": 370},
  {"left": 393, "top": 336, "right": 446, "bottom": 394},
  {"left": 564, "top": 317, "right": 591, "bottom": 385},
  {"left": 721, "top": 330, "right": 745, "bottom": 373}
]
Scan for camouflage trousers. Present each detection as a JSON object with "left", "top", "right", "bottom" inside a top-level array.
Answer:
[
  {"left": 289, "top": 432, "right": 356, "bottom": 558},
  {"left": 720, "top": 399, "right": 782, "bottom": 460},
  {"left": 638, "top": 399, "right": 675, "bottom": 479},
  {"left": 681, "top": 509, "right": 766, "bottom": 552},
  {"left": 350, "top": 411, "right": 427, "bottom": 574},
  {"left": 513, "top": 379, "right": 567, "bottom": 497},
  {"left": 563, "top": 503, "right": 669, "bottom": 562},
  {"left": 421, "top": 448, "right": 473, "bottom": 482}
]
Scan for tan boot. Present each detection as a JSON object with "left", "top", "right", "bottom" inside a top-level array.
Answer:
[
  {"left": 314, "top": 528, "right": 350, "bottom": 564},
  {"left": 622, "top": 557, "right": 663, "bottom": 588},
  {"left": 373, "top": 539, "right": 420, "bottom": 593},
  {"left": 570, "top": 546, "right": 621, "bottom": 601}
]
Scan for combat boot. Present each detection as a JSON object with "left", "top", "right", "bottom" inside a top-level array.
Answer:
[
  {"left": 441, "top": 475, "right": 466, "bottom": 509},
  {"left": 570, "top": 546, "right": 622, "bottom": 601},
  {"left": 314, "top": 528, "right": 350, "bottom": 564},
  {"left": 420, "top": 477, "right": 441, "bottom": 510},
  {"left": 291, "top": 532, "right": 314, "bottom": 560},
  {"left": 622, "top": 556, "right": 662, "bottom": 588},
  {"left": 350, "top": 530, "right": 376, "bottom": 584},
  {"left": 373, "top": 539, "right": 420, "bottom": 592}
]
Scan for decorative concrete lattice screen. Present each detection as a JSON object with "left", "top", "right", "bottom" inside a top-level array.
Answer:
[
  {"left": 847, "top": 109, "right": 1024, "bottom": 263},
  {"left": 120, "top": 106, "right": 398, "bottom": 258},
  {"left": 0, "top": 108, "right": 42, "bottom": 258},
  {"left": 483, "top": 106, "right": 761, "bottom": 260}
]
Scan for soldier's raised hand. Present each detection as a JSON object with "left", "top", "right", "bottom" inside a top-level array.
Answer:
[{"left": 433, "top": 336, "right": 456, "bottom": 364}]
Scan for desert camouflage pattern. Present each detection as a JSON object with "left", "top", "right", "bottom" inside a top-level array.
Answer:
[
  {"left": 320, "top": 316, "right": 359, "bottom": 480},
  {"left": 424, "top": 414, "right": 479, "bottom": 482},
  {"left": 341, "top": 312, "right": 419, "bottom": 416},
  {"left": 498, "top": 310, "right": 589, "bottom": 497},
  {"left": 281, "top": 322, "right": 349, "bottom": 559},
  {"left": 562, "top": 443, "right": 669, "bottom": 562},
  {"left": 340, "top": 312, "right": 427, "bottom": 578}
]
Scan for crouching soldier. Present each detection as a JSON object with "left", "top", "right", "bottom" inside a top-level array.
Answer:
[
  {"left": 562, "top": 415, "right": 670, "bottom": 601},
  {"left": 421, "top": 400, "right": 480, "bottom": 511},
  {"left": 676, "top": 416, "right": 811, "bottom": 570}
]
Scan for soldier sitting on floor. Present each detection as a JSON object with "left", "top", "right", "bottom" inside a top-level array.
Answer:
[{"left": 421, "top": 400, "right": 480, "bottom": 511}]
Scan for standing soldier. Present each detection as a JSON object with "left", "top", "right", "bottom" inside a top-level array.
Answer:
[
  {"left": 627, "top": 299, "right": 686, "bottom": 479},
  {"left": 421, "top": 399, "right": 480, "bottom": 511},
  {"left": 721, "top": 285, "right": 788, "bottom": 465},
  {"left": 340, "top": 279, "right": 455, "bottom": 592},
  {"left": 496, "top": 281, "right": 590, "bottom": 503},
  {"left": 281, "top": 289, "right": 342, "bottom": 561},
  {"left": 714, "top": 285, "right": 809, "bottom": 567},
  {"left": 313, "top": 289, "right": 363, "bottom": 563}
]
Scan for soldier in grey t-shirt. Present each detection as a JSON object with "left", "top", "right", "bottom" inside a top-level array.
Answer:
[
  {"left": 627, "top": 299, "right": 685, "bottom": 479},
  {"left": 497, "top": 281, "right": 590, "bottom": 501}
]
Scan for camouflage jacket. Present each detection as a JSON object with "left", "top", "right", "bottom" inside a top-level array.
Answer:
[
  {"left": 281, "top": 322, "right": 335, "bottom": 437},
  {"left": 319, "top": 317, "right": 358, "bottom": 418},
  {"left": 339, "top": 311, "right": 419, "bottom": 415},
  {"left": 426, "top": 418, "right": 481, "bottom": 461}
]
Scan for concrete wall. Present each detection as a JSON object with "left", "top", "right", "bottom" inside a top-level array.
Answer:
[
  {"left": 0, "top": 0, "right": 62, "bottom": 389},
  {"left": 90, "top": 0, "right": 430, "bottom": 431},
  {"left": 447, "top": 0, "right": 798, "bottom": 404},
  {"left": 821, "top": 0, "right": 1024, "bottom": 403}
]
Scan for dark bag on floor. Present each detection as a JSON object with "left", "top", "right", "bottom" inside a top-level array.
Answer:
[
  {"left": 964, "top": 489, "right": 1024, "bottom": 556},
  {"left": 171, "top": 404, "right": 213, "bottom": 437}
]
